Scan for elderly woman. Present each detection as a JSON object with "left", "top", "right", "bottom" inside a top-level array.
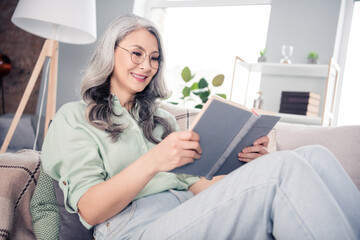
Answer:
[{"left": 41, "top": 14, "right": 360, "bottom": 240}]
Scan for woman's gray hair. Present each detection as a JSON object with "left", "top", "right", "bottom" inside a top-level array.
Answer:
[{"left": 80, "top": 14, "right": 173, "bottom": 143}]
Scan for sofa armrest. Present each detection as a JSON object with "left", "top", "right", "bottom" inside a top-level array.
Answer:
[{"left": 0, "top": 150, "right": 41, "bottom": 240}]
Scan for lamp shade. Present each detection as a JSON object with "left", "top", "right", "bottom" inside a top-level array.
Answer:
[{"left": 11, "top": 0, "right": 97, "bottom": 44}]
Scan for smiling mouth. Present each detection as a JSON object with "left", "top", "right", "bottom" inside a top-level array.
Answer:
[{"left": 131, "top": 73, "right": 147, "bottom": 82}]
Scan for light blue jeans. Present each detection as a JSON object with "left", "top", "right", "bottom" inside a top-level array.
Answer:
[{"left": 93, "top": 145, "right": 360, "bottom": 240}]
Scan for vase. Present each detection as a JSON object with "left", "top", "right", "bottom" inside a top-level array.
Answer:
[
  {"left": 258, "top": 56, "right": 266, "bottom": 62},
  {"left": 307, "top": 58, "right": 318, "bottom": 64}
]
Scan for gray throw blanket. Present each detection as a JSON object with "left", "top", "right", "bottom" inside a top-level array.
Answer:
[{"left": 0, "top": 149, "right": 40, "bottom": 240}]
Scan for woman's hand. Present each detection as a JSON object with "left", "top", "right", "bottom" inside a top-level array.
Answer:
[
  {"left": 237, "top": 135, "right": 269, "bottom": 162},
  {"left": 146, "top": 131, "right": 202, "bottom": 173}
]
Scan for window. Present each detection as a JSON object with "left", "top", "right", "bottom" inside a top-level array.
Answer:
[
  {"left": 141, "top": 1, "right": 271, "bottom": 106},
  {"left": 337, "top": 2, "right": 360, "bottom": 126}
]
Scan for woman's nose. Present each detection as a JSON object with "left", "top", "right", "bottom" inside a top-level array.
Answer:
[{"left": 139, "top": 56, "right": 152, "bottom": 70}]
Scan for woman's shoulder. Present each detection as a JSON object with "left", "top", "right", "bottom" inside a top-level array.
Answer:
[
  {"left": 54, "top": 100, "right": 87, "bottom": 122},
  {"left": 58, "top": 100, "right": 86, "bottom": 111}
]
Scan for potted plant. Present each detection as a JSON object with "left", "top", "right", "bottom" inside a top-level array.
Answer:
[
  {"left": 258, "top": 48, "right": 266, "bottom": 62},
  {"left": 307, "top": 51, "right": 319, "bottom": 64},
  {"left": 169, "top": 66, "right": 226, "bottom": 109}
]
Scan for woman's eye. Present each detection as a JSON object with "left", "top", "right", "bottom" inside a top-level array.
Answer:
[
  {"left": 151, "top": 57, "right": 160, "bottom": 61},
  {"left": 132, "top": 51, "right": 142, "bottom": 57}
]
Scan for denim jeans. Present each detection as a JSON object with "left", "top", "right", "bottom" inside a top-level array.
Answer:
[{"left": 93, "top": 145, "right": 360, "bottom": 240}]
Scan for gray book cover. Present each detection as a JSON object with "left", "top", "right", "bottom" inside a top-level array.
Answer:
[{"left": 170, "top": 96, "right": 280, "bottom": 179}]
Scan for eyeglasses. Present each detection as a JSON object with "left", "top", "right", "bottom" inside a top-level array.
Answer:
[{"left": 116, "top": 45, "right": 162, "bottom": 69}]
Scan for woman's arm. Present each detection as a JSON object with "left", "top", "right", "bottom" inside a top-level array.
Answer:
[
  {"left": 77, "top": 131, "right": 202, "bottom": 226},
  {"left": 188, "top": 175, "right": 225, "bottom": 195}
]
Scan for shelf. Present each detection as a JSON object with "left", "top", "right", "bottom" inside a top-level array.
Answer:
[
  {"left": 234, "top": 57, "right": 331, "bottom": 126},
  {"left": 277, "top": 113, "right": 322, "bottom": 125},
  {"left": 250, "top": 63, "right": 329, "bottom": 78}
]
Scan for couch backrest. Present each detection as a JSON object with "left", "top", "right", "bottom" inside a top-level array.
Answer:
[
  {"left": 160, "top": 102, "right": 200, "bottom": 131},
  {"left": 275, "top": 122, "right": 360, "bottom": 190}
]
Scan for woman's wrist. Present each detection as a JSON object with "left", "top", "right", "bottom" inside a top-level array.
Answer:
[{"left": 138, "top": 150, "right": 160, "bottom": 177}]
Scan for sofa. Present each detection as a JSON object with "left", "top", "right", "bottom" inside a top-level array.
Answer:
[
  {"left": 0, "top": 114, "right": 45, "bottom": 152},
  {"left": 0, "top": 103, "right": 359, "bottom": 240}
]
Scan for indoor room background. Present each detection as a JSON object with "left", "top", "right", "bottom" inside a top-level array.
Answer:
[{"left": 0, "top": 0, "right": 358, "bottom": 133}]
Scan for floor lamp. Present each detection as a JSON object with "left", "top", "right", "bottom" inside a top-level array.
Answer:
[{"left": 0, "top": 0, "right": 97, "bottom": 153}]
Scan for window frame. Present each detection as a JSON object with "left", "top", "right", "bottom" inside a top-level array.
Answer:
[
  {"left": 134, "top": 0, "right": 271, "bottom": 19},
  {"left": 332, "top": 0, "right": 356, "bottom": 125}
]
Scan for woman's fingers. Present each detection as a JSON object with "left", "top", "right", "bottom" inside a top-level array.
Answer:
[
  {"left": 150, "top": 131, "right": 202, "bottom": 172},
  {"left": 238, "top": 153, "right": 261, "bottom": 162},
  {"left": 177, "top": 131, "right": 200, "bottom": 141},
  {"left": 243, "top": 145, "right": 269, "bottom": 155},
  {"left": 238, "top": 144, "right": 269, "bottom": 162},
  {"left": 253, "top": 136, "right": 269, "bottom": 147},
  {"left": 172, "top": 131, "right": 202, "bottom": 154},
  {"left": 181, "top": 139, "right": 202, "bottom": 154}
]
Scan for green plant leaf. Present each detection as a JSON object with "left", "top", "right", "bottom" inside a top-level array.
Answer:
[
  {"left": 168, "top": 101, "right": 179, "bottom": 105},
  {"left": 201, "top": 97, "right": 209, "bottom": 103},
  {"left": 194, "top": 104, "right": 203, "bottom": 109},
  {"left": 212, "top": 74, "right": 225, "bottom": 87},
  {"left": 182, "top": 86, "right": 191, "bottom": 97},
  {"left": 200, "top": 91, "right": 210, "bottom": 103},
  {"left": 181, "top": 67, "right": 192, "bottom": 82},
  {"left": 198, "top": 78, "right": 208, "bottom": 89},
  {"left": 260, "top": 48, "right": 266, "bottom": 56},
  {"left": 216, "top": 93, "right": 227, "bottom": 99},
  {"left": 307, "top": 51, "right": 318, "bottom": 59},
  {"left": 192, "top": 90, "right": 207, "bottom": 96},
  {"left": 190, "top": 82, "right": 199, "bottom": 90}
]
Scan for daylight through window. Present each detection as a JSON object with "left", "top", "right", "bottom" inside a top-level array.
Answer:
[{"left": 149, "top": 4, "right": 271, "bottom": 106}]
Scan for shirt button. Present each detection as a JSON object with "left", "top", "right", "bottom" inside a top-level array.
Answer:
[{"left": 62, "top": 181, "right": 67, "bottom": 186}]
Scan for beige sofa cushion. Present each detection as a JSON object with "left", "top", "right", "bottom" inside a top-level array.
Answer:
[
  {"left": 160, "top": 102, "right": 200, "bottom": 131},
  {"left": 274, "top": 122, "right": 360, "bottom": 190}
]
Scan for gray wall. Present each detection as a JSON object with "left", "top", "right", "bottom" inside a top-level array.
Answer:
[
  {"left": 37, "top": 0, "right": 134, "bottom": 114},
  {"left": 265, "top": 0, "right": 341, "bottom": 64},
  {"left": 57, "top": 0, "right": 135, "bottom": 108},
  {"left": 259, "top": 0, "right": 342, "bottom": 113}
]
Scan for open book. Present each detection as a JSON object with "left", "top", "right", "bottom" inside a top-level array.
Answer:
[{"left": 171, "top": 96, "right": 281, "bottom": 180}]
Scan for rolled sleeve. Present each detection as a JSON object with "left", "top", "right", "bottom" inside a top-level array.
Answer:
[
  {"left": 176, "top": 174, "right": 200, "bottom": 187},
  {"left": 42, "top": 109, "right": 107, "bottom": 215}
]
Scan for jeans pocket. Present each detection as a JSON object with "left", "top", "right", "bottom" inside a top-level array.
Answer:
[
  {"left": 169, "top": 190, "right": 194, "bottom": 204},
  {"left": 94, "top": 202, "right": 137, "bottom": 239}
]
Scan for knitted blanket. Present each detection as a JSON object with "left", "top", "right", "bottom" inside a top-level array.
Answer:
[{"left": 0, "top": 149, "right": 40, "bottom": 240}]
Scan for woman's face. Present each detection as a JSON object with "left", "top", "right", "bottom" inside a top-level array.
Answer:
[{"left": 110, "top": 28, "right": 159, "bottom": 104}]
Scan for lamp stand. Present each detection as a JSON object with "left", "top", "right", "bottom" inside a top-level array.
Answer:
[
  {"left": 0, "top": 39, "right": 58, "bottom": 153},
  {"left": 0, "top": 76, "right": 4, "bottom": 114}
]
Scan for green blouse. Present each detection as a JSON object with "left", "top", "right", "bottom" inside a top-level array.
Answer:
[{"left": 41, "top": 97, "right": 199, "bottom": 228}]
